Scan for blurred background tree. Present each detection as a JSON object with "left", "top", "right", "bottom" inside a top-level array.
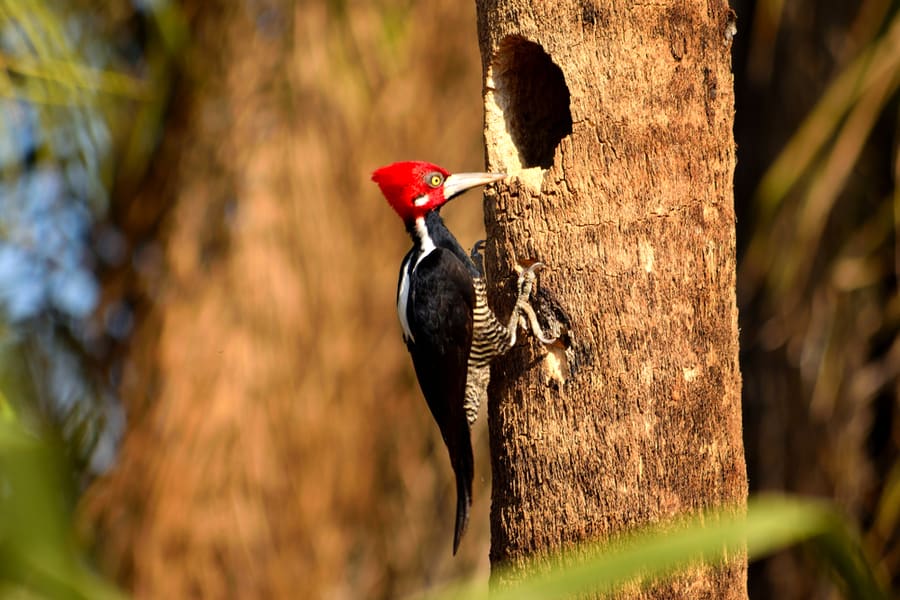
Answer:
[{"left": 0, "top": 0, "right": 896, "bottom": 599}]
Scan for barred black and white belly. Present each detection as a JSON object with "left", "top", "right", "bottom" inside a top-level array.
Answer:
[{"left": 463, "top": 277, "right": 513, "bottom": 424}]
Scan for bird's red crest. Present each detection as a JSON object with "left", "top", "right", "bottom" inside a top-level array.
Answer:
[{"left": 372, "top": 161, "right": 451, "bottom": 222}]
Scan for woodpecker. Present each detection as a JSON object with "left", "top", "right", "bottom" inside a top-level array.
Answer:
[{"left": 372, "top": 161, "right": 555, "bottom": 554}]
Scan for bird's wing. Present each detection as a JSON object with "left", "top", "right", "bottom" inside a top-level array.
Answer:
[{"left": 406, "top": 247, "right": 475, "bottom": 553}]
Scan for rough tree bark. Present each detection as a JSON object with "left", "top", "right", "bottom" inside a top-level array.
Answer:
[{"left": 474, "top": 1, "right": 748, "bottom": 597}]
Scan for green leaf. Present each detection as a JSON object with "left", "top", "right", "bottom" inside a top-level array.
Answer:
[
  {"left": 0, "top": 421, "right": 124, "bottom": 600},
  {"left": 427, "top": 496, "right": 888, "bottom": 600},
  {"left": 0, "top": 389, "right": 14, "bottom": 422}
]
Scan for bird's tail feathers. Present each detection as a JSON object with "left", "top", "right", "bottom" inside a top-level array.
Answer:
[
  {"left": 451, "top": 429, "right": 474, "bottom": 555},
  {"left": 452, "top": 466, "right": 472, "bottom": 555}
]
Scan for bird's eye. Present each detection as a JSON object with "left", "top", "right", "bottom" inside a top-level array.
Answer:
[{"left": 426, "top": 172, "right": 444, "bottom": 188}]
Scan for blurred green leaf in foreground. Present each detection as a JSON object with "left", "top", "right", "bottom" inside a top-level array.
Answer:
[
  {"left": 428, "top": 496, "right": 889, "bottom": 600},
  {"left": 0, "top": 419, "right": 123, "bottom": 599}
]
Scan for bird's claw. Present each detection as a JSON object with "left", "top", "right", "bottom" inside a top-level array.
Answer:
[
  {"left": 510, "top": 261, "right": 557, "bottom": 346},
  {"left": 514, "top": 261, "right": 544, "bottom": 275},
  {"left": 514, "top": 261, "right": 544, "bottom": 300}
]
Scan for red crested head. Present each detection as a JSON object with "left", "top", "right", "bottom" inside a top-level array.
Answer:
[{"left": 372, "top": 161, "right": 506, "bottom": 223}]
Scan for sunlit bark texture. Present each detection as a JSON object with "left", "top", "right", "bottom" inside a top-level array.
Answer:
[{"left": 474, "top": 1, "right": 748, "bottom": 597}]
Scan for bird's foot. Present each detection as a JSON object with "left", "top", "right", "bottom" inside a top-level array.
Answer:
[{"left": 509, "top": 262, "right": 558, "bottom": 346}]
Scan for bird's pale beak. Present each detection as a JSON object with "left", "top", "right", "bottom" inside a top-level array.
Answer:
[{"left": 442, "top": 172, "right": 506, "bottom": 201}]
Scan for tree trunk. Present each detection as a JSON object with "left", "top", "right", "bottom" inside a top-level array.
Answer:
[{"left": 474, "top": 1, "right": 748, "bottom": 597}]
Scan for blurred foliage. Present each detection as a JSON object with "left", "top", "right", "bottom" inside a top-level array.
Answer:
[
  {"left": 429, "top": 496, "right": 888, "bottom": 600},
  {"left": 745, "top": 7, "right": 900, "bottom": 295},
  {"left": 735, "top": 0, "right": 900, "bottom": 596},
  {"left": 0, "top": 419, "right": 123, "bottom": 599},
  {"left": 0, "top": 2, "right": 178, "bottom": 597},
  {"left": 0, "top": 0, "right": 180, "bottom": 475}
]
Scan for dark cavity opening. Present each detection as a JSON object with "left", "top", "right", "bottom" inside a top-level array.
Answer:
[{"left": 493, "top": 37, "right": 572, "bottom": 169}]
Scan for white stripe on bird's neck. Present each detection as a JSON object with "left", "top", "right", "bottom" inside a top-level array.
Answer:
[
  {"left": 397, "top": 215, "right": 437, "bottom": 344},
  {"left": 397, "top": 255, "right": 414, "bottom": 342},
  {"left": 413, "top": 215, "right": 436, "bottom": 268}
]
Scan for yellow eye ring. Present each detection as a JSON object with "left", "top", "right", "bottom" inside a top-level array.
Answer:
[{"left": 427, "top": 173, "right": 444, "bottom": 188}]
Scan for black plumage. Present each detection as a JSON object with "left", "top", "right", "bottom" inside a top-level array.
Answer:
[{"left": 398, "top": 211, "right": 477, "bottom": 554}]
